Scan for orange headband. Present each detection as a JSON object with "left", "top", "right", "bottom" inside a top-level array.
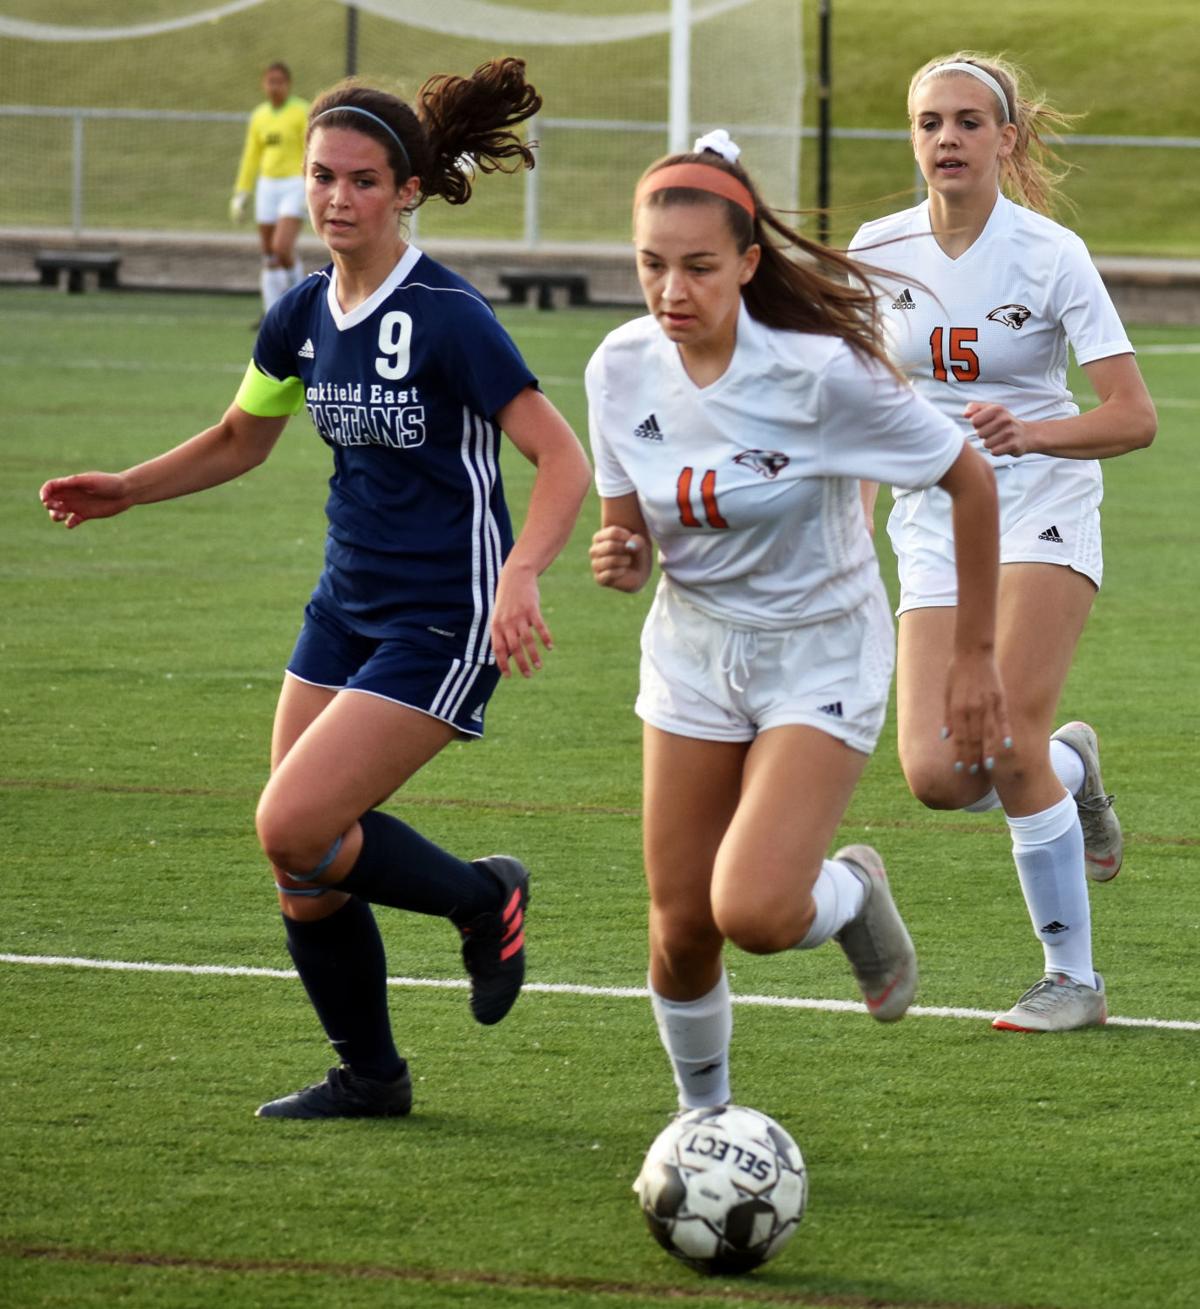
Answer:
[{"left": 634, "top": 163, "right": 756, "bottom": 220}]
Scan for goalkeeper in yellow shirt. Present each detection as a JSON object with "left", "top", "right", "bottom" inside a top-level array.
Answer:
[{"left": 231, "top": 62, "right": 309, "bottom": 315}]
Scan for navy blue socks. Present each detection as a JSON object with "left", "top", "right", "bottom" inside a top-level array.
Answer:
[
  {"left": 283, "top": 811, "right": 503, "bottom": 1079},
  {"left": 338, "top": 808, "right": 501, "bottom": 924},
  {"left": 283, "top": 897, "right": 405, "bottom": 1083}
]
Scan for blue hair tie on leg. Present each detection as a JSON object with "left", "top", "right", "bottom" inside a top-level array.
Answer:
[
  {"left": 282, "top": 834, "right": 344, "bottom": 883},
  {"left": 275, "top": 881, "right": 331, "bottom": 898}
]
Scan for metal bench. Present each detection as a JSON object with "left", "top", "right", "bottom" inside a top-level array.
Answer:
[
  {"left": 498, "top": 270, "right": 590, "bottom": 310},
  {"left": 35, "top": 250, "right": 122, "bottom": 293}
]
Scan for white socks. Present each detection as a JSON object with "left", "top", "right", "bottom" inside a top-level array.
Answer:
[
  {"left": 961, "top": 738, "right": 1086, "bottom": 816},
  {"left": 1007, "top": 790, "right": 1095, "bottom": 987},
  {"left": 796, "top": 859, "right": 867, "bottom": 949},
  {"left": 650, "top": 970, "right": 732, "bottom": 1110},
  {"left": 962, "top": 740, "right": 1085, "bottom": 816},
  {"left": 648, "top": 861, "right": 868, "bottom": 1109},
  {"left": 1050, "top": 738, "right": 1086, "bottom": 797},
  {"left": 260, "top": 261, "right": 292, "bottom": 312},
  {"left": 964, "top": 786, "right": 1002, "bottom": 813},
  {"left": 958, "top": 742, "right": 1096, "bottom": 988}
]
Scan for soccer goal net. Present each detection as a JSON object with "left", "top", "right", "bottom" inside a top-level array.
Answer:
[{"left": 0, "top": 0, "right": 802, "bottom": 290}]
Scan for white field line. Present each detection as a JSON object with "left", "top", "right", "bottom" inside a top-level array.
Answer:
[
  {"left": 2, "top": 952, "right": 1197, "bottom": 1032},
  {"left": 1138, "top": 343, "right": 1200, "bottom": 354}
]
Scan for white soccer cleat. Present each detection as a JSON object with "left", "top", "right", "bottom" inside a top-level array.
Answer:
[
  {"left": 991, "top": 972, "right": 1107, "bottom": 1033},
  {"left": 832, "top": 844, "right": 917, "bottom": 1022},
  {"left": 1052, "top": 720, "right": 1123, "bottom": 881}
]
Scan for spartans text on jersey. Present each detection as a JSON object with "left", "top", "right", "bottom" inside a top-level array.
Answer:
[{"left": 305, "top": 382, "right": 427, "bottom": 449}]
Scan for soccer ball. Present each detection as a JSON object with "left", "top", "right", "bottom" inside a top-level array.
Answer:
[{"left": 633, "top": 1104, "right": 807, "bottom": 1275}]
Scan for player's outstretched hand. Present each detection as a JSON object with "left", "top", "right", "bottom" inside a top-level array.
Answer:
[
  {"left": 491, "top": 560, "right": 553, "bottom": 679},
  {"left": 963, "top": 401, "right": 1036, "bottom": 459},
  {"left": 40, "top": 472, "right": 132, "bottom": 529},
  {"left": 943, "top": 648, "right": 1012, "bottom": 779},
  {"left": 590, "top": 526, "right": 651, "bottom": 593}
]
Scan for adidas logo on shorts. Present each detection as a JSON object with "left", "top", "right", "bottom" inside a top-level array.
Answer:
[
  {"left": 891, "top": 289, "right": 916, "bottom": 310},
  {"left": 817, "top": 701, "right": 844, "bottom": 718},
  {"left": 298, "top": 338, "right": 315, "bottom": 359},
  {"left": 633, "top": 413, "right": 663, "bottom": 441},
  {"left": 1037, "top": 525, "right": 1064, "bottom": 543}
]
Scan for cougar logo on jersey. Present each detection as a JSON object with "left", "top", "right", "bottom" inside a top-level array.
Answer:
[
  {"left": 986, "top": 304, "right": 1032, "bottom": 330},
  {"left": 733, "top": 449, "right": 790, "bottom": 479}
]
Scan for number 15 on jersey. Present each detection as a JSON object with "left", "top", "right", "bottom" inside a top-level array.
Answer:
[{"left": 929, "top": 327, "right": 980, "bottom": 383}]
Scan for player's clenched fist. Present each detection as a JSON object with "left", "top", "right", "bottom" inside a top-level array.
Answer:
[{"left": 590, "top": 526, "right": 651, "bottom": 593}]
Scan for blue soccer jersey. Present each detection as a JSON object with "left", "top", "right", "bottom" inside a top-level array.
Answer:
[{"left": 237, "top": 245, "right": 537, "bottom": 663}]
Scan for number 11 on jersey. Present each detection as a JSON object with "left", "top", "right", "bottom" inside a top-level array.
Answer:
[{"left": 677, "top": 466, "right": 729, "bottom": 529}]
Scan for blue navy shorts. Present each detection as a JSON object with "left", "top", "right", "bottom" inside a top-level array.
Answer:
[{"left": 286, "top": 602, "right": 501, "bottom": 739}]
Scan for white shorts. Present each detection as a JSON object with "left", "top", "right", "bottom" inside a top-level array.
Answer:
[
  {"left": 635, "top": 581, "right": 895, "bottom": 754},
  {"left": 888, "top": 455, "right": 1103, "bottom": 615},
  {"left": 255, "top": 175, "right": 306, "bottom": 225}
]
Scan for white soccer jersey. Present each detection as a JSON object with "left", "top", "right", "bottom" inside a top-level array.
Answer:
[
  {"left": 585, "top": 304, "right": 966, "bottom": 629},
  {"left": 849, "top": 195, "right": 1133, "bottom": 472}
]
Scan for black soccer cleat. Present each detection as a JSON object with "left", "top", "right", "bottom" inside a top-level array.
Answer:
[
  {"left": 459, "top": 855, "right": 530, "bottom": 1026},
  {"left": 255, "top": 1063, "right": 412, "bottom": 1120}
]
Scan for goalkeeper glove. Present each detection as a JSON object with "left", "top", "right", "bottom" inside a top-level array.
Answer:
[{"left": 229, "top": 191, "right": 250, "bottom": 223}]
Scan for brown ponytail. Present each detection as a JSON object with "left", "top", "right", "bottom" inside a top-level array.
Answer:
[
  {"left": 307, "top": 57, "right": 541, "bottom": 210},
  {"left": 907, "top": 52, "right": 1078, "bottom": 217},
  {"left": 637, "top": 152, "right": 901, "bottom": 378},
  {"left": 418, "top": 57, "right": 541, "bottom": 206}
]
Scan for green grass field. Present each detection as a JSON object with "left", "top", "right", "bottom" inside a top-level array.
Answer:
[
  {"left": 2, "top": 0, "right": 1199, "bottom": 253},
  {"left": 1, "top": 287, "right": 1198, "bottom": 1309}
]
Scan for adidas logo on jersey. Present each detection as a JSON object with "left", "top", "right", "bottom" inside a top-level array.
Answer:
[
  {"left": 986, "top": 303, "right": 1031, "bottom": 330},
  {"left": 817, "top": 701, "right": 844, "bottom": 718},
  {"left": 633, "top": 413, "right": 663, "bottom": 441},
  {"left": 891, "top": 289, "right": 916, "bottom": 310},
  {"left": 1037, "top": 525, "right": 1064, "bottom": 543},
  {"left": 298, "top": 338, "right": 315, "bottom": 359}
]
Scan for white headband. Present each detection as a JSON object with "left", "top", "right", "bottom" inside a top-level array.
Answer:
[{"left": 917, "top": 61, "right": 1011, "bottom": 123}]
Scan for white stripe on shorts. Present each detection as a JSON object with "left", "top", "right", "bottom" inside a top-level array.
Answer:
[
  {"left": 431, "top": 657, "right": 482, "bottom": 722},
  {"left": 458, "top": 409, "right": 503, "bottom": 668},
  {"left": 477, "top": 414, "right": 503, "bottom": 663}
]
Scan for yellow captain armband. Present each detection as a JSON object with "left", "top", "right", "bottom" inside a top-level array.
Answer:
[{"left": 234, "top": 360, "right": 305, "bottom": 418}]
